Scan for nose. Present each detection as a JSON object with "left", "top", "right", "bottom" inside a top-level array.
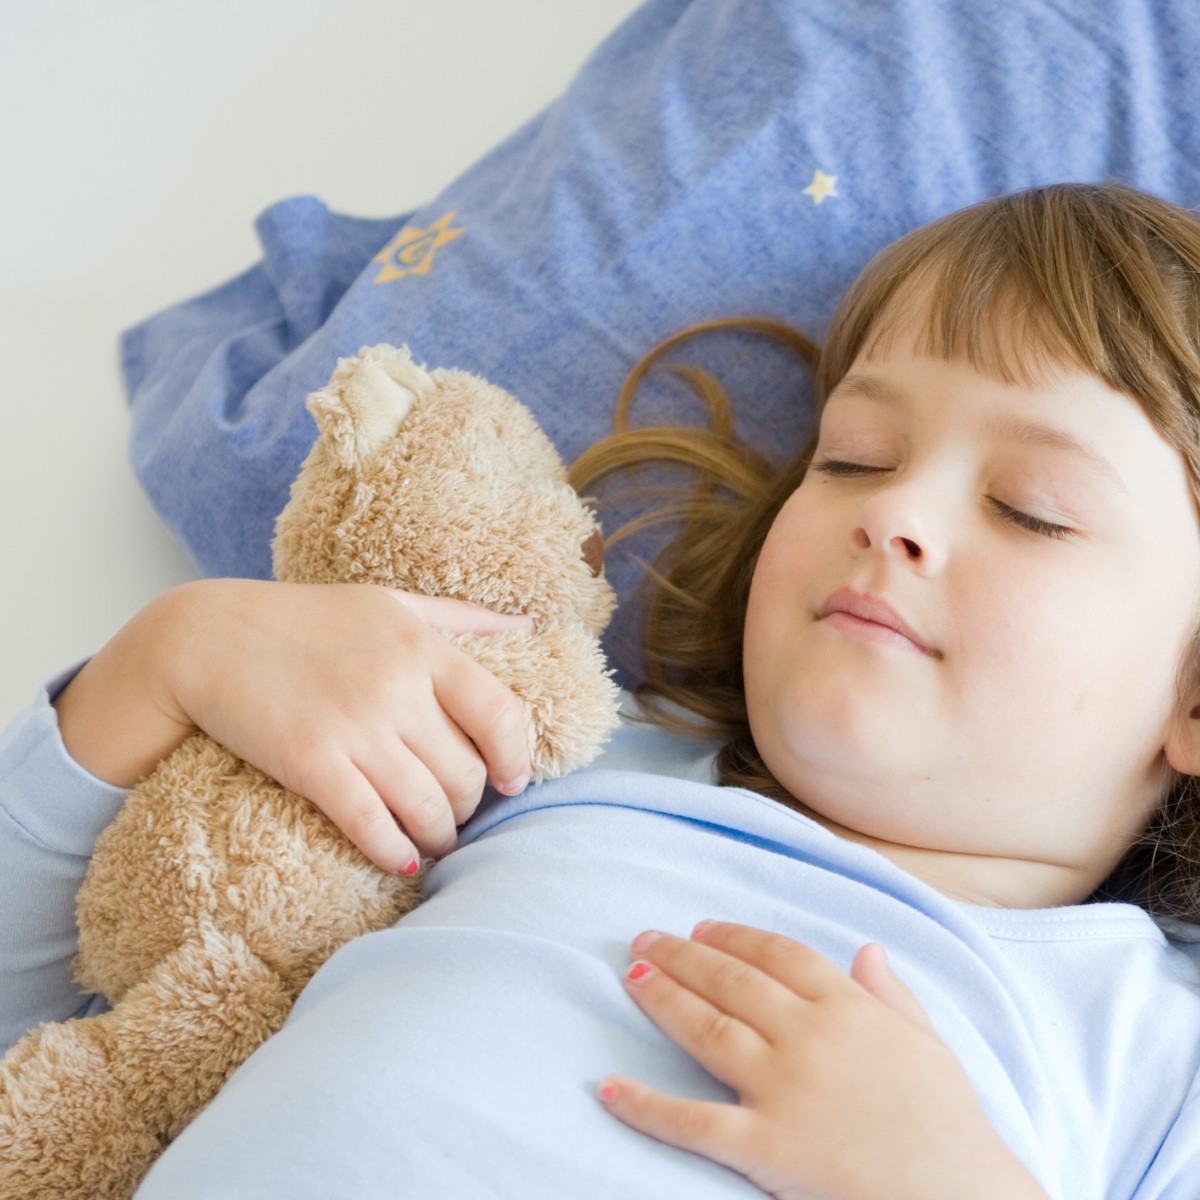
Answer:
[{"left": 852, "top": 478, "right": 948, "bottom": 575}]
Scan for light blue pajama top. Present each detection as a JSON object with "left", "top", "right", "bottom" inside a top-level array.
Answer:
[{"left": 2, "top": 673, "right": 1199, "bottom": 1198}]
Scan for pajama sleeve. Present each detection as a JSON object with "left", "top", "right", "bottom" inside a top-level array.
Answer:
[{"left": 0, "top": 667, "right": 125, "bottom": 1052}]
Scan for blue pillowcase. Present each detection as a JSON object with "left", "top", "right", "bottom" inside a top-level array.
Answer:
[{"left": 123, "top": 0, "right": 1200, "bottom": 674}]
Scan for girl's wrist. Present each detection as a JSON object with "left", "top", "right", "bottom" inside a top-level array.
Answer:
[{"left": 53, "top": 584, "right": 201, "bottom": 787}]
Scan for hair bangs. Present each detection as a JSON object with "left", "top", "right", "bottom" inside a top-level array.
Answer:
[{"left": 856, "top": 260, "right": 1090, "bottom": 390}]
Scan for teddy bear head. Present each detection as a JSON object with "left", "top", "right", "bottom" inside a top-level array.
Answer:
[{"left": 271, "top": 343, "right": 615, "bottom": 636}]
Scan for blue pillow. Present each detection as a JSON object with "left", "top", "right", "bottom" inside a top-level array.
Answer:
[{"left": 124, "top": 0, "right": 1200, "bottom": 673}]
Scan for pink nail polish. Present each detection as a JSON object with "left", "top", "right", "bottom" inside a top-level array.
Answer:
[
  {"left": 401, "top": 858, "right": 420, "bottom": 877},
  {"left": 627, "top": 961, "right": 654, "bottom": 983},
  {"left": 598, "top": 1081, "right": 619, "bottom": 1104}
]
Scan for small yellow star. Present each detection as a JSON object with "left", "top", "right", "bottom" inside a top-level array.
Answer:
[
  {"left": 374, "top": 212, "right": 465, "bottom": 283},
  {"left": 803, "top": 169, "right": 838, "bottom": 206}
]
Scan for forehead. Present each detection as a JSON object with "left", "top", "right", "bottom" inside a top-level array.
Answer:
[{"left": 829, "top": 349, "right": 1133, "bottom": 469}]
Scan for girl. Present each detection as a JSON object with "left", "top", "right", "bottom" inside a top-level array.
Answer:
[{"left": 3, "top": 183, "right": 1199, "bottom": 1198}]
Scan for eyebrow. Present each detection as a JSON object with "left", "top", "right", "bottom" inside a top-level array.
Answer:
[{"left": 830, "top": 372, "right": 1129, "bottom": 493}]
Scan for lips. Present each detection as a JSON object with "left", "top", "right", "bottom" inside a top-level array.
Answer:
[{"left": 817, "top": 587, "right": 939, "bottom": 658}]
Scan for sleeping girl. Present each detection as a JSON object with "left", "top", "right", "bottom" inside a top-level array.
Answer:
[{"left": 3, "top": 181, "right": 1198, "bottom": 1198}]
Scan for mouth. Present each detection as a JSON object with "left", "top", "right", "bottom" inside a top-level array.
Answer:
[{"left": 817, "top": 587, "right": 940, "bottom": 658}]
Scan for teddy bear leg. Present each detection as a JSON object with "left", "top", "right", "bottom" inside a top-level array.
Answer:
[
  {"left": 0, "top": 1015, "right": 163, "bottom": 1200},
  {"left": 0, "top": 924, "right": 294, "bottom": 1200}
]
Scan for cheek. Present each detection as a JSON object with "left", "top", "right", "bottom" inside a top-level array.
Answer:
[
  {"left": 744, "top": 499, "right": 826, "bottom": 646},
  {"left": 743, "top": 519, "right": 814, "bottom": 712},
  {"left": 742, "top": 551, "right": 787, "bottom": 697},
  {"left": 954, "top": 554, "right": 1180, "bottom": 731},
  {"left": 755, "top": 488, "right": 834, "bottom": 580}
]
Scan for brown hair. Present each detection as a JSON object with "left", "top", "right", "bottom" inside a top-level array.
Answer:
[{"left": 571, "top": 183, "right": 1200, "bottom": 924}]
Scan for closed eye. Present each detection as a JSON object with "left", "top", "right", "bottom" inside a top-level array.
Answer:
[
  {"left": 987, "top": 498, "right": 1075, "bottom": 540},
  {"left": 811, "top": 459, "right": 889, "bottom": 478}
]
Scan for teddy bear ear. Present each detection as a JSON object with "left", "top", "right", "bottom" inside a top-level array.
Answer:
[{"left": 306, "top": 344, "right": 435, "bottom": 469}]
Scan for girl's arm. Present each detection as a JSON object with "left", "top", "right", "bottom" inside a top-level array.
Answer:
[
  {"left": 54, "top": 578, "right": 535, "bottom": 874},
  {"left": 598, "top": 922, "right": 1050, "bottom": 1200},
  {"left": 1, "top": 578, "right": 532, "bottom": 1047},
  {"left": 0, "top": 668, "right": 128, "bottom": 1049}
]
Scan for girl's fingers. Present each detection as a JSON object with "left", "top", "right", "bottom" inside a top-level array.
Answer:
[
  {"left": 630, "top": 926, "right": 835, "bottom": 1048},
  {"left": 688, "top": 921, "right": 851, "bottom": 1005},
  {"left": 621, "top": 953, "right": 764, "bottom": 1089},
  {"left": 433, "top": 649, "right": 532, "bottom": 796},
  {"left": 298, "top": 755, "right": 421, "bottom": 876},
  {"left": 597, "top": 1075, "right": 752, "bottom": 1174},
  {"left": 356, "top": 741, "right": 462, "bottom": 861},
  {"left": 386, "top": 711, "right": 490, "bottom": 831},
  {"left": 383, "top": 590, "right": 535, "bottom": 796},
  {"left": 849, "top": 943, "right": 937, "bottom": 1034},
  {"left": 391, "top": 591, "right": 535, "bottom": 637},
  {"left": 404, "top": 723, "right": 490, "bottom": 830}
]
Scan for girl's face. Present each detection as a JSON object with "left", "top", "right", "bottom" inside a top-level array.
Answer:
[{"left": 743, "top": 330, "right": 1200, "bottom": 905}]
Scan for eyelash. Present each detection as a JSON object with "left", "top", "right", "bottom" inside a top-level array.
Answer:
[
  {"left": 810, "top": 459, "right": 1076, "bottom": 540},
  {"left": 986, "top": 499, "right": 1074, "bottom": 540},
  {"left": 811, "top": 459, "right": 881, "bottom": 479}
]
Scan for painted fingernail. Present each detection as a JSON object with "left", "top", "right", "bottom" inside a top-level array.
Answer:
[
  {"left": 692, "top": 919, "right": 718, "bottom": 940},
  {"left": 401, "top": 858, "right": 421, "bottom": 877},
  {"left": 598, "top": 1080, "right": 619, "bottom": 1105},
  {"left": 626, "top": 961, "right": 654, "bottom": 984},
  {"left": 630, "top": 930, "right": 664, "bottom": 955}
]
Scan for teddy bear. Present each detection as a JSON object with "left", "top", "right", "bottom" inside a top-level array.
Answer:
[{"left": 0, "top": 344, "right": 621, "bottom": 1200}]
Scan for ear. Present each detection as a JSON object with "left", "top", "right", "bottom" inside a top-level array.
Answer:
[
  {"left": 1166, "top": 697, "right": 1200, "bottom": 777},
  {"left": 306, "top": 344, "right": 434, "bottom": 469}
]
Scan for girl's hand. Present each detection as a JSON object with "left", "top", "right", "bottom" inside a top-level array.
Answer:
[
  {"left": 55, "top": 579, "right": 534, "bottom": 875},
  {"left": 598, "top": 922, "right": 1049, "bottom": 1200}
]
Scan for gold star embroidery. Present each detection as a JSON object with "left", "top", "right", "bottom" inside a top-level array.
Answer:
[
  {"left": 374, "top": 212, "right": 465, "bottom": 282},
  {"left": 803, "top": 169, "right": 838, "bottom": 206}
]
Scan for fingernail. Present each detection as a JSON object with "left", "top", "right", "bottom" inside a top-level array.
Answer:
[
  {"left": 691, "top": 919, "right": 718, "bottom": 940},
  {"left": 501, "top": 774, "right": 530, "bottom": 796},
  {"left": 626, "top": 961, "right": 654, "bottom": 984},
  {"left": 598, "top": 1080, "right": 619, "bottom": 1105},
  {"left": 630, "top": 930, "right": 663, "bottom": 955},
  {"left": 401, "top": 858, "right": 421, "bottom": 877}
]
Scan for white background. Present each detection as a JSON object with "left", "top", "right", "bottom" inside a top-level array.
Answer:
[{"left": 0, "top": 0, "right": 644, "bottom": 724}]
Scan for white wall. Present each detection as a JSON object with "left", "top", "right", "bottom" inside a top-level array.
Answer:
[{"left": 0, "top": 0, "right": 643, "bottom": 724}]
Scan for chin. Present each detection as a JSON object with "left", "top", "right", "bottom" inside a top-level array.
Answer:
[{"left": 758, "top": 677, "right": 904, "bottom": 767}]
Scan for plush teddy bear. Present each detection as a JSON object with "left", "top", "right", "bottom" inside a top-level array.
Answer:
[{"left": 0, "top": 345, "right": 621, "bottom": 1200}]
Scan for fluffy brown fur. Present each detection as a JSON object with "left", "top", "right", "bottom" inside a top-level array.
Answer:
[{"left": 0, "top": 345, "right": 621, "bottom": 1199}]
